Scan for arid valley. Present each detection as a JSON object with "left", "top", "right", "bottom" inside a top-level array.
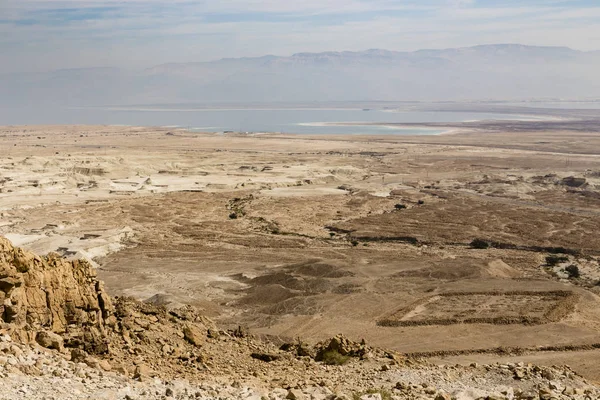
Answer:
[{"left": 3, "top": 122, "right": 600, "bottom": 397}]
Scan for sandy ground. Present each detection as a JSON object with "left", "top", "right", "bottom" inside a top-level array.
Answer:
[{"left": 3, "top": 124, "right": 600, "bottom": 381}]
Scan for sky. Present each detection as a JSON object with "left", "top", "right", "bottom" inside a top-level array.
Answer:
[{"left": 2, "top": 0, "right": 600, "bottom": 73}]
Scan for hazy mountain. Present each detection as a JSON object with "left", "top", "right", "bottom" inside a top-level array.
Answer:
[{"left": 2, "top": 44, "right": 600, "bottom": 111}]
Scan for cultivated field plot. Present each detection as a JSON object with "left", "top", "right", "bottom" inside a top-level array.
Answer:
[{"left": 379, "top": 291, "right": 577, "bottom": 327}]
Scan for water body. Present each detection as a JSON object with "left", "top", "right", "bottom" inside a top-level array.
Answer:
[{"left": 1, "top": 106, "right": 552, "bottom": 135}]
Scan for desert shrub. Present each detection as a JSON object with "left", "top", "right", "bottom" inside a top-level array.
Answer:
[
  {"left": 394, "top": 204, "right": 407, "bottom": 210},
  {"left": 547, "top": 247, "right": 574, "bottom": 255},
  {"left": 351, "top": 240, "right": 359, "bottom": 247},
  {"left": 565, "top": 265, "right": 580, "bottom": 279},
  {"left": 417, "top": 200, "right": 425, "bottom": 205},
  {"left": 470, "top": 239, "right": 489, "bottom": 249},
  {"left": 321, "top": 350, "right": 350, "bottom": 366},
  {"left": 229, "top": 212, "right": 238, "bottom": 219},
  {"left": 546, "top": 255, "right": 569, "bottom": 266}
]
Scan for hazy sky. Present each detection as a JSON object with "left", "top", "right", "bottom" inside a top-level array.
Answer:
[{"left": 2, "top": 0, "right": 600, "bottom": 73}]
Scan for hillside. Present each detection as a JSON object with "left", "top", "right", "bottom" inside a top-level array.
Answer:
[{"left": 2, "top": 237, "right": 599, "bottom": 399}]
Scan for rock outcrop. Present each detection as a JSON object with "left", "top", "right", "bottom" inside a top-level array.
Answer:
[{"left": 0, "top": 237, "right": 114, "bottom": 353}]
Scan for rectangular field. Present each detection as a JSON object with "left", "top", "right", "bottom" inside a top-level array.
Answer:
[{"left": 378, "top": 291, "right": 576, "bottom": 327}]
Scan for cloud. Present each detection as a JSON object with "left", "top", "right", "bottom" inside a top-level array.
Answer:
[{"left": 1, "top": 0, "right": 600, "bottom": 73}]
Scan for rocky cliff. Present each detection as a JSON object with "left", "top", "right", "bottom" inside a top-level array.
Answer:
[{"left": 0, "top": 237, "right": 114, "bottom": 352}]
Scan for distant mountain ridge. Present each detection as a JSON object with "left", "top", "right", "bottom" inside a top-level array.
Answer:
[
  {"left": 148, "top": 44, "right": 595, "bottom": 72},
  {"left": 2, "top": 44, "right": 600, "bottom": 114}
]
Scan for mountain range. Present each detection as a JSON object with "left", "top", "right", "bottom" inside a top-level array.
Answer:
[{"left": 2, "top": 44, "right": 600, "bottom": 109}]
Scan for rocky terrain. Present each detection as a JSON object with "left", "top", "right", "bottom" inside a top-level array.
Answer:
[
  {"left": 2, "top": 237, "right": 600, "bottom": 400},
  {"left": 3, "top": 125, "right": 600, "bottom": 398}
]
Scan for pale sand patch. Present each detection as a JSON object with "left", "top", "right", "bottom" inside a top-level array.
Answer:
[{"left": 259, "top": 187, "right": 348, "bottom": 197}]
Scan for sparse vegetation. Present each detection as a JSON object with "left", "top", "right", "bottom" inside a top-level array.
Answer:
[
  {"left": 546, "top": 255, "right": 569, "bottom": 266},
  {"left": 394, "top": 204, "right": 407, "bottom": 210},
  {"left": 320, "top": 349, "right": 350, "bottom": 365},
  {"left": 471, "top": 238, "right": 490, "bottom": 249},
  {"left": 229, "top": 212, "right": 238, "bottom": 219},
  {"left": 565, "top": 264, "right": 580, "bottom": 279},
  {"left": 351, "top": 240, "right": 359, "bottom": 247}
]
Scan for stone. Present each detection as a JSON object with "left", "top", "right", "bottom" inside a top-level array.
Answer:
[
  {"left": 251, "top": 353, "right": 281, "bottom": 362},
  {"left": 85, "top": 357, "right": 100, "bottom": 369},
  {"left": 286, "top": 389, "right": 306, "bottom": 400},
  {"left": 563, "top": 387, "right": 575, "bottom": 396},
  {"left": 541, "top": 370, "right": 556, "bottom": 380},
  {"left": 359, "top": 394, "right": 382, "bottom": 400},
  {"left": 98, "top": 359, "right": 112, "bottom": 371},
  {"left": 35, "top": 331, "right": 63, "bottom": 351},
  {"left": 538, "top": 388, "right": 554, "bottom": 400},
  {"left": 182, "top": 325, "right": 205, "bottom": 347},
  {"left": 435, "top": 394, "right": 451, "bottom": 400},
  {"left": 70, "top": 348, "right": 88, "bottom": 363},
  {"left": 513, "top": 369, "right": 525, "bottom": 380},
  {"left": 133, "top": 364, "right": 152, "bottom": 381}
]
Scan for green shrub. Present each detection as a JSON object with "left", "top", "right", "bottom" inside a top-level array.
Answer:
[
  {"left": 565, "top": 264, "right": 580, "bottom": 278},
  {"left": 546, "top": 255, "right": 569, "bottom": 266},
  {"left": 321, "top": 350, "right": 350, "bottom": 366},
  {"left": 470, "top": 239, "right": 489, "bottom": 249}
]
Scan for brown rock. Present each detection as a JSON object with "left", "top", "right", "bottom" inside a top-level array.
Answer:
[
  {"left": 112, "top": 363, "right": 128, "bottom": 376},
  {"left": 35, "top": 331, "right": 64, "bottom": 351},
  {"left": 70, "top": 348, "right": 88, "bottom": 363},
  {"left": 286, "top": 389, "right": 306, "bottom": 400},
  {"left": 182, "top": 324, "right": 205, "bottom": 347},
  {"left": 84, "top": 357, "right": 100, "bottom": 369},
  {"left": 0, "top": 238, "right": 113, "bottom": 353},
  {"left": 133, "top": 364, "right": 153, "bottom": 381},
  {"left": 315, "top": 334, "right": 367, "bottom": 361},
  {"left": 98, "top": 359, "right": 112, "bottom": 371}
]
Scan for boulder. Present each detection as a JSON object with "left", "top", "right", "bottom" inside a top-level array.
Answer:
[
  {"left": 286, "top": 389, "right": 307, "bottom": 400},
  {"left": 182, "top": 324, "right": 205, "bottom": 347},
  {"left": 35, "top": 331, "right": 64, "bottom": 351},
  {"left": 70, "top": 348, "right": 88, "bottom": 363}
]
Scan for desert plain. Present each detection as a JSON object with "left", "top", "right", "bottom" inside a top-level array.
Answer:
[{"left": 2, "top": 123, "right": 600, "bottom": 383}]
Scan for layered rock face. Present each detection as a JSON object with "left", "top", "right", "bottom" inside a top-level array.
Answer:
[{"left": 0, "top": 237, "right": 113, "bottom": 352}]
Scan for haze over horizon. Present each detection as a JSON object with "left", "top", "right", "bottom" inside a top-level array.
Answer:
[
  {"left": 3, "top": 1, "right": 600, "bottom": 115},
  {"left": 3, "top": 0, "right": 600, "bottom": 74}
]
